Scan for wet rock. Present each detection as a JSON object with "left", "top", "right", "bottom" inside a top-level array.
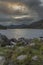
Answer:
[
  {"left": 0, "top": 33, "right": 12, "bottom": 47},
  {"left": 40, "top": 37, "right": 43, "bottom": 40},
  {"left": 17, "top": 38, "right": 28, "bottom": 45},
  {"left": 10, "top": 38, "right": 17, "bottom": 43},
  {"left": 0, "top": 33, "right": 9, "bottom": 42},
  {"left": 0, "top": 56, "right": 5, "bottom": 65},
  {"left": 18, "top": 37, "right": 25, "bottom": 42},
  {"left": 17, "top": 55, "right": 27, "bottom": 60},
  {"left": 17, "top": 38, "right": 33, "bottom": 45}
]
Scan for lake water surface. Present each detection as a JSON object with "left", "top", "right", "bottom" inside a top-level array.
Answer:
[{"left": 0, "top": 29, "right": 43, "bottom": 39}]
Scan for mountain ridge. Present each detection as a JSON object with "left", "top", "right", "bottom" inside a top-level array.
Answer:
[{"left": 0, "top": 19, "right": 43, "bottom": 29}]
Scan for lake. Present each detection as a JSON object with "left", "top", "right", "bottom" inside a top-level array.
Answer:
[{"left": 0, "top": 29, "right": 43, "bottom": 39}]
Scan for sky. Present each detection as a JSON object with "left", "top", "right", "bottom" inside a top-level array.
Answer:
[
  {"left": 40, "top": 0, "right": 43, "bottom": 6},
  {"left": 0, "top": 0, "right": 43, "bottom": 25}
]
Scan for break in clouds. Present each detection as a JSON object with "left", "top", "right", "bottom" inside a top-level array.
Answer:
[{"left": 0, "top": 0, "right": 43, "bottom": 25}]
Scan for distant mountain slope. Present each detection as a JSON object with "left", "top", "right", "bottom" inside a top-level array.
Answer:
[
  {"left": 0, "top": 25, "right": 7, "bottom": 29},
  {"left": 28, "top": 20, "right": 43, "bottom": 29},
  {"left": 0, "top": 20, "right": 43, "bottom": 29},
  {"left": 8, "top": 20, "right": 43, "bottom": 29},
  {"left": 7, "top": 24, "right": 29, "bottom": 29}
]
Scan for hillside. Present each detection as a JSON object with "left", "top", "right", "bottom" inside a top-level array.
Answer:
[
  {"left": 28, "top": 20, "right": 43, "bottom": 29},
  {"left": 7, "top": 20, "right": 43, "bottom": 29},
  {"left": 0, "top": 25, "right": 7, "bottom": 29},
  {"left": 0, "top": 20, "right": 43, "bottom": 29}
]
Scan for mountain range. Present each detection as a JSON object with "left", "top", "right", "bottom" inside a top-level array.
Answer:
[
  {"left": 0, "top": 19, "right": 43, "bottom": 29},
  {"left": 28, "top": 19, "right": 43, "bottom": 29}
]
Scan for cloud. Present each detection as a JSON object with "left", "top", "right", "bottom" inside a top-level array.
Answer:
[
  {"left": 40, "top": 0, "right": 43, "bottom": 6},
  {"left": 11, "top": 15, "right": 32, "bottom": 19},
  {"left": 0, "top": 1, "right": 29, "bottom": 14},
  {"left": 0, "top": 0, "right": 43, "bottom": 20}
]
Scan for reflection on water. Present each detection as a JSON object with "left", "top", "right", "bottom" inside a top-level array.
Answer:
[{"left": 0, "top": 29, "right": 43, "bottom": 39}]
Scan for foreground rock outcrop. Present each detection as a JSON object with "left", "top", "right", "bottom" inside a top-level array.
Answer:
[
  {"left": 0, "top": 56, "right": 5, "bottom": 65},
  {"left": 0, "top": 33, "right": 43, "bottom": 65},
  {"left": 0, "top": 33, "right": 11, "bottom": 47}
]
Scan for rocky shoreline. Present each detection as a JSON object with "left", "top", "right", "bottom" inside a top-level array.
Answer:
[
  {"left": 0, "top": 33, "right": 43, "bottom": 65},
  {"left": 0, "top": 33, "right": 42, "bottom": 47}
]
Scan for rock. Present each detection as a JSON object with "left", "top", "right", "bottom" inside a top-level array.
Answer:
[
  {"left": 18, "top": 37, "right": 25, "bottom": 40},
  {"left": 32, "top": 56, "right": 38, "bottom": 61},
  {"left": 18, "top": 38, "right": 33, "bottom": 45},
  {"left": 29, "top": 43, "right": 35, "bottom": 46},
  {"left": 11, "top": 41, "right": 17, "bottom": 45},
  {"left": 10, "top": 38, "right": 17, "bottom": 43},
  {"left": 17, "top": 38, "right": 28, "bottom": 45},
  {"left": 40, "top": 37, "right": 43, "bottom": 40},
  {"left": 18, "top": 37, "right": 25, "bottom": 42},
  {"left": 6, "top": 45, "right": 14, "bottom": 48},
  {"left": 0, "top": 56, "right": 5, "bottom": 65},
  {"left": 0, "top": 33, "right": 9, "bottom": 42},
  {"left": 8, "top": 60, "right": 14, "bottom": 65},
  {"left": 17, "top": 55, "right": 27, "bottom": 60},
  {"left": 17, "top": 46, "right": 24, "bottom": 51},
  {"left": 18, "top": 46, "right": 24, "bottom": 49},
  {"left": 0, "top": 33, "right": 12, "bottom": 47}
]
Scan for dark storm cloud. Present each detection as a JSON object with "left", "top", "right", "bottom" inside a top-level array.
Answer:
[
  {"left": 0, "top": 0, "right": 41, "bottom": 13},
  {"left": 0, "top": 0, "right": 40, "bottom": 5},
  {"left": 0, "top": 0, "right": 43, "bottom": 19}
]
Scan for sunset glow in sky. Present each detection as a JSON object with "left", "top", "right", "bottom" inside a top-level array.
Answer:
[{"left": 0, "top": 1, "right": 29, "bottom": 14}]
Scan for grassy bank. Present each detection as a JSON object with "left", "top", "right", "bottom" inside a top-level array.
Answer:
[{"left": 0, "top": 38, "right": 43, "bottom": 65}]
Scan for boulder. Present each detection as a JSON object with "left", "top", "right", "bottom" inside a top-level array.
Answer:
[
  {"left": 11, "top": 41, "right": 17, "bottom": 45},
  {"left": 8, "top": 60, "right": 14, "bottom": 65},
  {"left": 10, "top": 38, "right": 17, "bottom": 43},
  {"left": 18, "top": 38, "right": 32, "bottom": 45},
  {"left": 29, "top": 43, "right": 35, "bottom": 46},
  {"left": 17, "top": 55, "right": 27, "bottom": 60},
  {"left": 0, "top": 56, "right": 5, "bottom": 65},
  {"left": 0, "top": 33, "right": 12, "bottom": 47},
  {"left": 32, "top": 56, "right": 38, "bottom": 61},
  {"left": 17, "top": 37, "right": 28, "bottom": 45},
  {"left": 6, "top": 45, "right": 14, "bottom": 48},
  {"left": 18, "top": 37, "right": 25, "bottom": 42}
]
